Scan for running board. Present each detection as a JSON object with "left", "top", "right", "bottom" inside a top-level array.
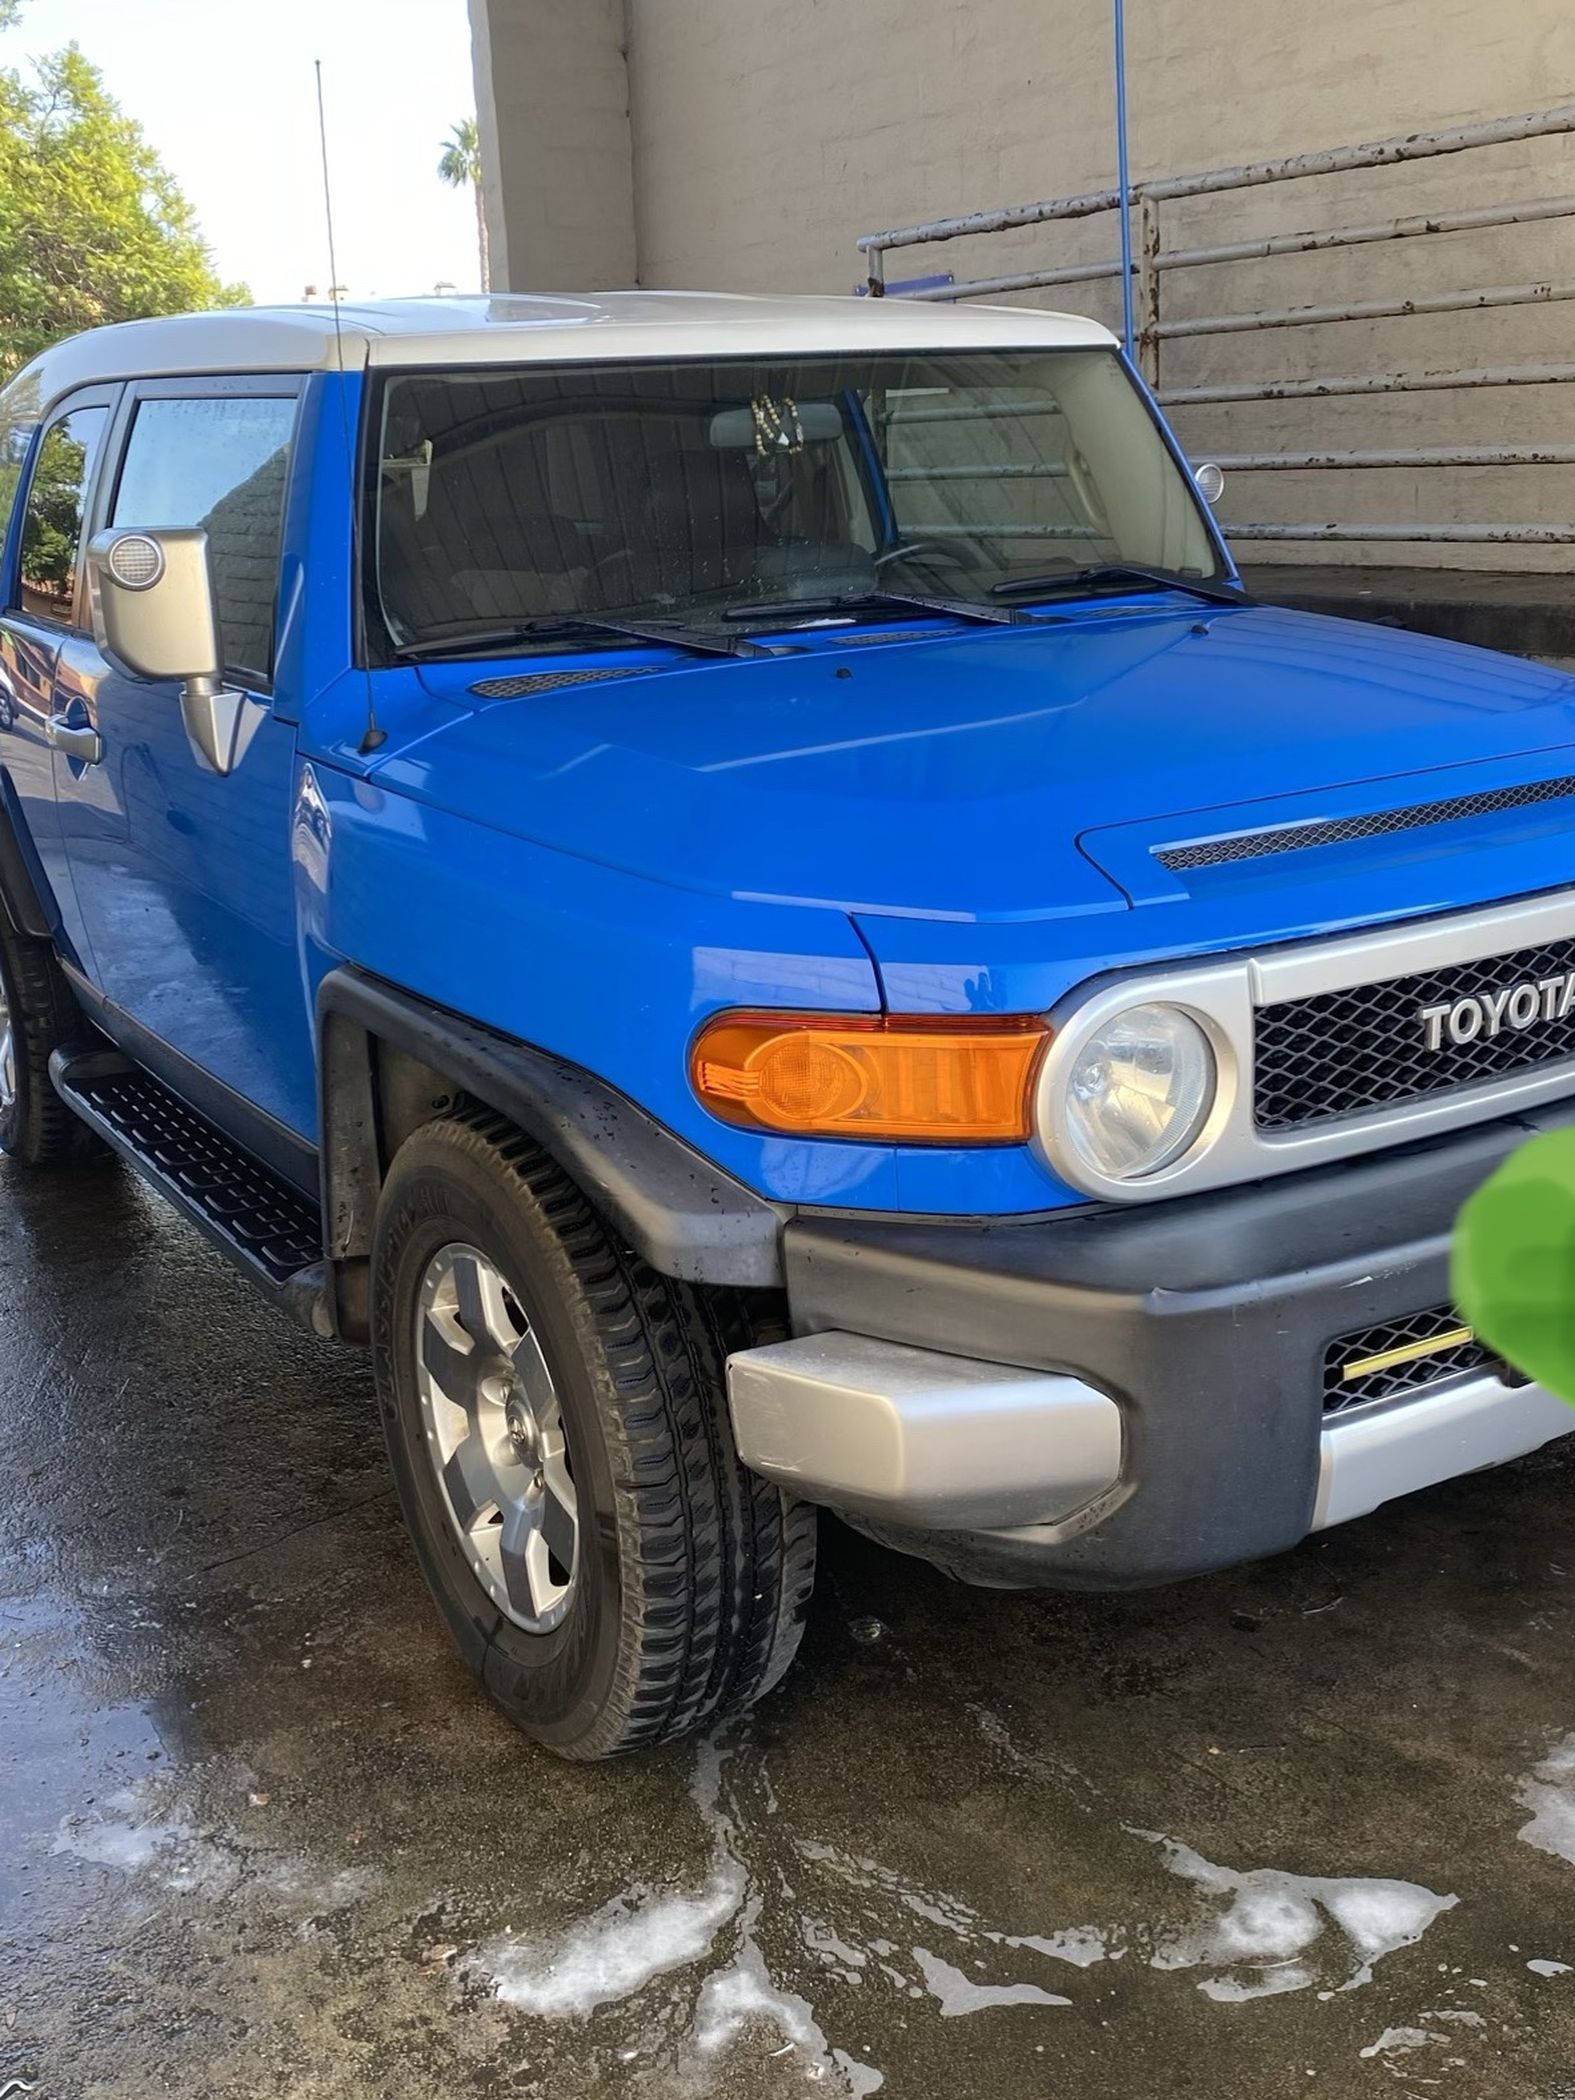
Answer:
[{"left": 50, "top": 1048, "right": 334, "bottom": 1337}]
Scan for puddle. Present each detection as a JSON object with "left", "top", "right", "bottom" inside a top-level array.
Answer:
[
  {"left": 1515, "top": 1732, "right": 1575, "bottom": 1864},
  {"left": 475, "top": 1865, "right": 748, "bottom": 2018},
  {"left": 1360, "top": 2026, "right": 1445, "bottom": 2060},
  {"left": 793, "top": 1824, "right": 1454, "bottom": 2009},
  {"left": 1146, "top": 1836, "right": 1457, "bottom": 2002},
  {"left": 49, "top": 1779, "right": 384, "bottom": 1923},
  {"left": 466, "top": 1740, "right": 885, "bottom": 2094},
  {"left": 463, "top": 1719, "right": 1462, "bottom": 2088},
  {"left": 909, "top": 1949, "right": 1071, "bottom": 2017}
]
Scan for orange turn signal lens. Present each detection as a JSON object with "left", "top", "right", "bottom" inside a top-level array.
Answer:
[{"left": 690, "top": 1011, "right": 1050, "bottom": 1145}]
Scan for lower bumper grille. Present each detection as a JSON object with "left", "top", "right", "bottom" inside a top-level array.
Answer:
[{"left": 1324, "top": 1305, "right": 1496, "bottom": 1415}]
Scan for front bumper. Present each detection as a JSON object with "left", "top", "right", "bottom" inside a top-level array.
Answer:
[{"left": 726, "top": 1098, "right": 1575, "bottom": 1588}]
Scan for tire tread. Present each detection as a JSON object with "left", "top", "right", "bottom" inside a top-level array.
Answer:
[
  {"left": 374, "top": 1108, "right": 816, "bottom": 1759},
  {"left": 0, "top": 915, "right": 101, "bottom": 1165}
]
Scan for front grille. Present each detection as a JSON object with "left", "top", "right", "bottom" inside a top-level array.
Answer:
[
  {"left": 1157, "top": 774, "right": 1575, "bottom": 872},
  {"left": 1324, "top": 1305, "right": 1493, "bottom": 1415},
  {"left": 1255, "top": 930, "right": 1575, "bottom": 1129}
]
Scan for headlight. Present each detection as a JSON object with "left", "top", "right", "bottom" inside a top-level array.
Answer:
[{"left": 1062, "top": 1003, "right": 1216, "bottom": 1180}]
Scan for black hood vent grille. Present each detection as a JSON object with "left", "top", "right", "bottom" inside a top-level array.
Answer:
[
  {"left": 470, "top": 666, "right": 651, "bottom": 699},
  {"left": 1157, "top": 773, "right": 1575, "bottom": 872}
]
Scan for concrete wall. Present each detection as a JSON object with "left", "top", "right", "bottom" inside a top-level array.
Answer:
[
  {"left": 468, "top": 0, "right": 636, "bottom": 293},
  {"left": 474, "top": 0, "right": 1575, "bottom": 568}
]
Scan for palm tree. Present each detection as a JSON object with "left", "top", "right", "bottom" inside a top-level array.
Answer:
[{"left": 438, "top": 118, "right": 490, "bottom": 293}]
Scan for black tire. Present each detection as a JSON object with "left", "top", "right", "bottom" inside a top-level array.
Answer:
[
  {"left": 0, "top": 913, "right": 101, "bottom": 1165},
  {"left": 371, "top": 1110, "right": 817, "bottom": 1760}
]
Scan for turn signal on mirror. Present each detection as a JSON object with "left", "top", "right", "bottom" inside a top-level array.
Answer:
[{"left": 690, "top": 1011, "right": 1050, "bottom": 1144}]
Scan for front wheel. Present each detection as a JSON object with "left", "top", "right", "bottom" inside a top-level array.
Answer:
[
  {"left": 0, "top": 914, "right": 103, "bottom": 1165},
  {"left": 371, "top": 1111, "right": 817, "bottom": 1760}
]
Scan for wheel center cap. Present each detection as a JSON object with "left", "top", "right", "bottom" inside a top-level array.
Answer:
[{"left": 505, "top": 1393, "right": 538, "bottom": 1458}]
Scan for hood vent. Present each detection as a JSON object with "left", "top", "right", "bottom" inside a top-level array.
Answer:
[
  {"left": 1156, "top": 773, "right": 1575, "bottom": 872},
  {"left": 470, "top": 666, "right": 651, "bottom": 699},
  {"left": 837, "top": 628, "right": 947, "bottom": 647}
]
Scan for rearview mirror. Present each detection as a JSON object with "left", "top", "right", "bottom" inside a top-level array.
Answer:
[
  {"left": 85, "top": 529, "right": 258, "bottom": 776},
  {"left": 709, "top": 400, "right": 845, "bottom": 449}
]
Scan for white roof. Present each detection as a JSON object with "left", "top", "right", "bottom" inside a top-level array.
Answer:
[{"left": 2, "top": 291, "right": 1116, "bottom": 415}]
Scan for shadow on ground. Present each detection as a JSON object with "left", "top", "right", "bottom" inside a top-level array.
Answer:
[{"left": 3, "top": 1153, "right": 1575, "bottom": 2097}]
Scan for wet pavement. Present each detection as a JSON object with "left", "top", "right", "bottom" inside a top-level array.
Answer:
[{"left": 6, "top": 1155, "right": 1575, "bottom": 2098}]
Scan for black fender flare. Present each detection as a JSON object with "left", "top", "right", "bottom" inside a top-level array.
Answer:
[{"left": 316, "top": 965, "right": 788, "bottom": 1296}]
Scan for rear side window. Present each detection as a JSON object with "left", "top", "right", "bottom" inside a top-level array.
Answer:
[
  {"left": 17, "top": 404, "right": 108, "bottom": 623},
  {"left": 112, "top": 393, "right": 297, "bottom": 685}
]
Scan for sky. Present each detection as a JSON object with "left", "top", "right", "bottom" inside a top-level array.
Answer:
[{"left": 0, "top": 0, "right": 482, "bottom": 303}]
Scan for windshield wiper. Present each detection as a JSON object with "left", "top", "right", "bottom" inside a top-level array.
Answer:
[
  {"left": 396, "top": 614, "right": 770, "bottom": 663},
  {"left": 723, "top": 589, "right": 1028, "bottom": 629},
  {"left": 990, "top": 562, "right": 1250, "bottom": 609}
]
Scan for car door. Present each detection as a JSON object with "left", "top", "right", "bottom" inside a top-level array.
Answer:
[
  {"left": 0, "top": 388, "right": 117, "bottom": 959},
  {"left": 52, "top": 377, "right": 317, "bottom": 1148}
]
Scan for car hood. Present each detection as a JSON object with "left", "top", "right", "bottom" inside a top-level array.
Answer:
[{"left": 392, "top": 602, "right": 1575, "bottom": 923}]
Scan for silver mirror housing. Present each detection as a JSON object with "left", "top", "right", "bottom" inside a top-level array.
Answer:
[
  {"left": 85, "top": 528, "right": 260, "bottom": 776},
  {"left": 1194, "top": 461, "right": 1226, "bottom": 506},
  {"left": 87, "top": 527, "right": 222, "bottom": 687}
]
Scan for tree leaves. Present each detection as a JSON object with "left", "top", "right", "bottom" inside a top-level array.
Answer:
[
  {"left": 436, "top": 115, "right": 488, "bottom": 293},
  {"left": 0, "top": 44, "right": 249, "bottom": 380},
  {"left": 436, "top": 117, "right": 479, "bottom": 190}
]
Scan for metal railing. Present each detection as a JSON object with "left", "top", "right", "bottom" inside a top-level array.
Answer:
[{"left": 857, "top": 106, "right": 1575, "bottom": 550}]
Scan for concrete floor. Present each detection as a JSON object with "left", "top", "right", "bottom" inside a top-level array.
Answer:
[{"left": 5, "top": 1156, "right": 1575, "bottom": 2098}]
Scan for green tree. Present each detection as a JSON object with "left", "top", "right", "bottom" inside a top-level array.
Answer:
[
  {"left": 0, "top": 45, "right": 248, "bottom": 379},
  {"left": 438, "top": 116, "right": 489, "bottom": 293}
]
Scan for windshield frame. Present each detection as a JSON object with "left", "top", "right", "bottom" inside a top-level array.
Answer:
[{"left": 355, "top": 347, "right": 1234, "bottom": 668}]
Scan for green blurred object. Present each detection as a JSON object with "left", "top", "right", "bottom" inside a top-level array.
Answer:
[{"left": 1453, "top": 1127, "right": 1575, "bottom": 1406}]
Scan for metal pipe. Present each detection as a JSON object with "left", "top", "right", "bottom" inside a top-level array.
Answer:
[
  {"left": 1213, "top": 444, "right": 1575, "bottom": 470},
  {"left": 1160, "top": 278, "right": 1575, "bottom": 339},
  {"left": 900, "top": 259, "right": 1123, "bottom": 303},
  {"left": 885, "top": 400, "right": 1069, "bottom": 424},
  {"left": 1228, "top": 522, "right": 1575, "bottom": 543},
  {"left": 904, "top": 198, "right": 1575, "bottom": 307},
  {"left": 885, "top": 462, "right": 1070, "bottom": 480},
  {"left": 1113, "top": 0, "right": 1135, "bottom": 356},
  {"left": 1161, "top": 362, "right": 1575, "bottom": 405},
  {"left": 1159, "top": 193, "right": 1575, "bottom": 272},
  {"left": 923, "top": 523, "right": 1092, "bottom": 538},
  {"left": 860, "top": 183, "right": 1123, "bottom": 262},
  {"left": 858, "top": 102, "right": 1575, "bottom": 257},
  {"left": 1137, "top": 193, "right": 1163, "bottom": 386},
  {"left": 1144, "top": 103, "right": 1575, "bottom": 204}
]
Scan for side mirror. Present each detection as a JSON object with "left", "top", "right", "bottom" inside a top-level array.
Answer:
[
  {"left": 87, "top": 527, "right": 220, "bottom": 685},
  {"left": 85, "top": 529, "right": 258, "bottom": 775},
  {"left": 1194, "top": 462, "right": 1226, "bottom": 506}
]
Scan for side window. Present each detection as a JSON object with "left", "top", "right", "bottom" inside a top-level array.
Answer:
[
  {"left": 16, "top": 404, "right": 108, "bottom": 624},
  {"left": 0, "top": 403, "right": 40, "bottom": 558},
  {"left": 111, "top": 392, "right": 297, "bottom": 685}
]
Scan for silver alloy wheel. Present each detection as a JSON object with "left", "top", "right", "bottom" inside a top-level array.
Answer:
[
  {"left": 0, "top": 972, "right": 15, "bottom": 1115},
  {"left": 415, "top": 1242, "right": 579, "bottom": 1633}
]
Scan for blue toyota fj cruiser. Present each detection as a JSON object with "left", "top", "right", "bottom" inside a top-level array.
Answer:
[{"left": 1, "top": 292, "right": 1571, "bottom": 1759}]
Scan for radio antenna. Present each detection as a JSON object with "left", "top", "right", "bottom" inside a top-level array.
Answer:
[{"left": 315, "top": 59, "right": 386, "bottom": 754}]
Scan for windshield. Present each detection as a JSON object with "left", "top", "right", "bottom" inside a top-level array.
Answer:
[{"left": 364, "top": 347, "right": 1224, "bottom": 657}]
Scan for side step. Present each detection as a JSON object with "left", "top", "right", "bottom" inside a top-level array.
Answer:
[{"left": 50, "top": 1049, "right": 335, "bottom": 1337}]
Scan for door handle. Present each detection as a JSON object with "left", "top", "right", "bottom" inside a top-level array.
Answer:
[{"left": 46, "top": 712, "right": 102, "bottom": 764}]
